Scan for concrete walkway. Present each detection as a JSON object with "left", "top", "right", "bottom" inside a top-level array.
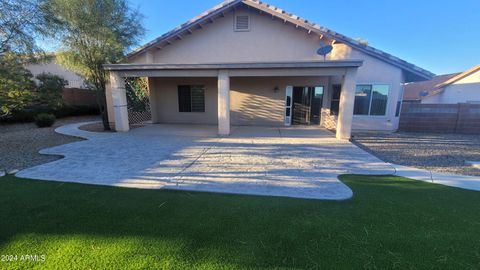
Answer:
[
  {"left": 392, "top": 164, "right": 480, "bottom": 191},
  {"left": 16, "top": 123, "right": 394, "bottom": 200}
]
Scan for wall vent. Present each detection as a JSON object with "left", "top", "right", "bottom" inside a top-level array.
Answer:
[{"left": 235, "top": 15, "right": 250, "bottom": 31}]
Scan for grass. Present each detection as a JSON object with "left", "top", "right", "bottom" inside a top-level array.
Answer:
[{"left": 0, "top": 175, "right": 479, "bottom": 269}]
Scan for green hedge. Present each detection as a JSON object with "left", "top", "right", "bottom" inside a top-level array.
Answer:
[{"left": 0, "top": 105, "right": 100, "bottom": 123}]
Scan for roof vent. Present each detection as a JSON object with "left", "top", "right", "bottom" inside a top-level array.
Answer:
[{"left": 235, "top": 15, "right": 250, "bottom": 32}]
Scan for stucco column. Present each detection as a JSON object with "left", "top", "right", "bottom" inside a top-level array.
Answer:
[
  {"left": 336, "top": 68, "right": 358, "bottom": 140},
  {"left": 147, "top": 77, "right": 159, "bottom": 123},
  {"left": 217, "top": 70, "right": 230, "bottom": 136},
  {"left": 109, "top": 72, "right": 130, "bottom": 132}
]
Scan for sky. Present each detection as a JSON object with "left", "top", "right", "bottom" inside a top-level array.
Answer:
[{"left": 130, "top": 0, "right": 480, "bottom": 75}]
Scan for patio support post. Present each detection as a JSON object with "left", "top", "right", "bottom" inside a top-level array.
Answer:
[
  {"left": 217, "top": 70, "right": 230, "bottom": 136},
  {"left": 336, "top": 68, "right": 358, "bottom": 140},
  {"left": 147, "top": 78, "right": 159, "bottom": 123},
  {"left": 110, "top": 71, "right": 130, "bottom": 132}
]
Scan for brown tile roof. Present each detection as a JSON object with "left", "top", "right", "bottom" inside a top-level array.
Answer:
[{"left": 403, "top": 73, "right": 460, "bottom": 101}]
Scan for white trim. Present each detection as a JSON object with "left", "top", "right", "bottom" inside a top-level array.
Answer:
[{"left": 284, "top": 86, "right": 293, "bottom": 126}]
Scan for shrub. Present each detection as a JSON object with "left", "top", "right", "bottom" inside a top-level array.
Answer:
[
  {"left": 34, "top": 113, "right": 56, "bottom": 128},
  {"left": 33, "top": 73, "right": 68, "bottom": 110},
  {"left": 0, "top": 105, "right": 100, "bottom": 124},
  {"left": 54, "top": 105, "right": 100, "bottom": 118}
]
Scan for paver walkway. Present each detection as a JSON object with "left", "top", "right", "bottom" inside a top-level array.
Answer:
[{"left": 16, "top": 123, "right": 394, "bottom": 200}]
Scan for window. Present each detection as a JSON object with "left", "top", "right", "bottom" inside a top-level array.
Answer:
[
  {"left": 330, "top": 84, "right": 341, "bottom": 115},
  {"left": 354, "top": 84, "right": 389, "bottom": 116},
  {"left": 235, "top": 15, "right": 250, "bottom": 31},
  {"left": 178, "top": 85, "right": 205, "bottom": 112}
]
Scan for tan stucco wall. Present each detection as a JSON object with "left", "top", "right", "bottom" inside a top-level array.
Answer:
[
  {"left": 131, "top": 8, "right": 326, "bottom": 64},
  {"left": 150, "top": 77, "right": 219, "bottom": 125},
  {"left": 230, "top": 77, "right": 329, "bottom": 126},
  {"left": 129, "top": 6, "right": 407, "bottom": 131},
  {"left": 150, "top": 76, "right": 329, "bottom": 126},
  {"left": 328, "top": 45, "right": 405, "bottom": 131}
]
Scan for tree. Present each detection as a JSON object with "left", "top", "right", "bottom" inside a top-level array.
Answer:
[
  {"left": 0, "top": 0, "right": 49, "bottom": 56},
  {"left": 43, "top": 0, "right": 144, "bottom": 129},
  {"left": 0, "top": 53, "right": 36, "bottom": 117}
]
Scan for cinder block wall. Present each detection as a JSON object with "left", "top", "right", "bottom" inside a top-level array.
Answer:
[
  {"left": 62, "top": 88, "right": 98, "bottom": 106},
  {"left": 399, "top": 103, "right": 480, "bottom": 134}
]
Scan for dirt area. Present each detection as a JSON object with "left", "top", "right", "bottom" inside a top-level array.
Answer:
[
  {"left": 352, "top": 132, "right": 480, "bottom": 176},
  {"left": 0, "top": 116, "right": 101, "bottom": 172}
]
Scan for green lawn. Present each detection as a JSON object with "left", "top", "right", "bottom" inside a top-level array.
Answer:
[{"left": 0, "top": 175, "right": 479, "bottom": 270}]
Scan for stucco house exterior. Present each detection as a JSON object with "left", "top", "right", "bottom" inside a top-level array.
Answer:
[
  {"left": 404, "top": 64, "right": 480, "bottom": 104},
  {"left": 104, "top": 0, "right": 433, "bottom": 139},
  {"left": 26, "top": 56, "right": 87, "bottom": 89}
]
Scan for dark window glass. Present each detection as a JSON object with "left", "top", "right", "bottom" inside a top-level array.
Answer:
[
  {"left": 395, "top": 101, "right": 402, "bottom": 117},
  {"left": 370, "top": 85, "right": 389, "bottom": 115},
  {"left": 191, "top": 86, "right": 205, "bottom": 112},
  {"left": 330, "top": 84, "right": 341, "bottom": 116},
  {"left": 178, "top": 85, "right": 205, "bottom": 112},
  {"left": 354, "top": 85, "right": 372, "bottom": 115},
  {"left": 178, "top": 85, "right": 191, "bottom": 112},
  {"left": 353, "top": 84, "right": 389, "bottom": 116}
]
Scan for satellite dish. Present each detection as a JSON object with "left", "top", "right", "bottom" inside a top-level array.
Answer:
[
  {"left": 317, "top": 45, "right": 333, "bottom": 56},
  {"left": 317, "top": 41, "right": 333, "bottom": 59},
  {"left": 419, "top": 90, "right": 429, "bottom": 97}
]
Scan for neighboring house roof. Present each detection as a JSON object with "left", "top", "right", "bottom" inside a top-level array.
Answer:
[
  {"left": 435, "top": 64, "right": 480, "bottom": 89},
  {"left": 403, "top": 73, "right": 460, "bottom": 101},
  {"left": 126, "top": 0, "right": 434, "bottom": 80},
  {"left": 404, "top": 64, "right": 480, "bottom": 101}
]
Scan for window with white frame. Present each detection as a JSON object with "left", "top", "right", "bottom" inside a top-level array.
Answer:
[{"left": 354, "top": 84, "right": 389, "bottom": 116}]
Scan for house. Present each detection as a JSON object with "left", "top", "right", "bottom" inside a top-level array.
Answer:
[
  {"left": 404, "top": 64, "right": 480, "bottom": 104},
  {"left": 26, "top": 55, "right": 86, "bottom": 89},
  {"left": 104, "top": 0, "right": 434, "bottom": 139}
]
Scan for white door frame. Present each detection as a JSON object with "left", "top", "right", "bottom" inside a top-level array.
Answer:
[{"left": 284, "top": 86, "right": 293, "bottom": 126}]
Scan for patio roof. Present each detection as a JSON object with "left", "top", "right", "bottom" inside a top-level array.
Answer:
[
  {"left": 104, "top": 60, "right": 363, "bottom": 71},
  {"left": 103, "top": 60, "right": 363, "bottom": 78}
]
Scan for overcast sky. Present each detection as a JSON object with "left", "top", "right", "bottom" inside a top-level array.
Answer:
[{"left": 130, "top": 0, "right": 480, "bottom": 75}]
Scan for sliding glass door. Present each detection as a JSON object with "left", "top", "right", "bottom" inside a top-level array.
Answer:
[{"left": 288, "top": 86, "right": 324, "bottom": 125}]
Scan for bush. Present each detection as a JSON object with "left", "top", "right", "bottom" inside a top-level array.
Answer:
[
  {"left": 0, "top": 105, "right": 100, "bottom": 123},
  {"left": 34, "top": 113, "right": 56, "bottom": 128},
  {"left": 33, "top": 73, "right": 67, "bottom": 110},
  {"left": 54, "top": 105, "right": 100, "bottom": 118}
]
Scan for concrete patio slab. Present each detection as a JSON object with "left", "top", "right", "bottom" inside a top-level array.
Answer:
[{"left": 16, "top": 123, "right": 395, "bottom": 200}]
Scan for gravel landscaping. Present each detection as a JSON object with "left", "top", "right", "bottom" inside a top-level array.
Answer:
[
  {"left": 352, "top": 132, "right": 480, "bottom": 176},
  {"left": 0, "top": 116, "right": 101, "bottom": 172}
]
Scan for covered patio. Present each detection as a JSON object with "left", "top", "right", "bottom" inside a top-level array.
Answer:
[{"left": 104, "top": 60, "right": 362, "bottom": 139}]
